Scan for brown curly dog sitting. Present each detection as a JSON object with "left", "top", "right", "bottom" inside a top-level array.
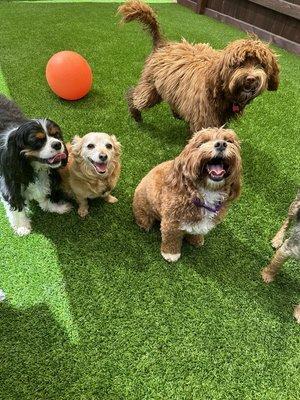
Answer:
[{"left": 133, "top": 127, "right": 242, "bottom": 262}]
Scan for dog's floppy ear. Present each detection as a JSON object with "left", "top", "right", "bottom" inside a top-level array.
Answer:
[
  {"left": 71, "top": 135, "right": 83, "bottom": 158},
  {"left": 229, "top": 176, "right": 242, "bottom": 201},
  {"left": 0, "top": 128, "right": 33, "bottom": 210},
  {"left": 228, "top": 157, "right": 242, "bottom": 201},
  {"left": 110, "top": 135, "right": 121, "bottom": 157}
]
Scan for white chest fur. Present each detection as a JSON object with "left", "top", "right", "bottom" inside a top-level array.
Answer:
[
  {"left": 24, "top": 164, "right": 51, "bottom": 202},
  {"left": 180, "top": 189, "right": 226, "bottom": 235}
]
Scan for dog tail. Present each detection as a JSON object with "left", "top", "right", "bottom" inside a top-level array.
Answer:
[{"left": 118, "top": 0, "right": 164, "bottom": 49}]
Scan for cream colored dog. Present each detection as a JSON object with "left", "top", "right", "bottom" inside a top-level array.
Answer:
[{"left": 60, "top": 132, "right": 121, "bottom": 217}]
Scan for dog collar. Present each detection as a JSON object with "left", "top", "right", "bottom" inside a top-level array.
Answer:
[
  {"left": 232, "top": 103, "right": 240, "bottom": 113},
  {"left": 192, "top": 197, "right": 222, "bottom": 213}
]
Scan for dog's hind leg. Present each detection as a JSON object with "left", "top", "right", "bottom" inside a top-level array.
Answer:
[
  {"left": 133, "top": 192, "right": 155, "bottom": 231},
  {"left": 261, "top": 244, "right": 288, "bottom": 283},
  {"left": 185, "top": 234, "right": 204, "bottom": 247},
  {"left": 171, "top": 108, "right": 183, "bottom": 120},
  {"left": 127, "top": 82, "right": 161, "bottom": 122}
]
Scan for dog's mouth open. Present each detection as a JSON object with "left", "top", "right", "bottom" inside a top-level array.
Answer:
[
  {"left": 47, "top": 152, "right": 67, "bottom": 165},
  {"left": 89, "top": 158, "right": 108, "bottom": 174},
  {"left": 206, "top": 157, "right": 229, "bottom": 182}
]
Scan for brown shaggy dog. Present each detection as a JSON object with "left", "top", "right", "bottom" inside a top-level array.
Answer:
[
  {"left": 59, "top": 132, "right": 121, "bottom": 218},
  {"left": 261, "top": 191, "right": 300, "bottom": 323},
  {"left": 118, "top": 0, "right": 279, "bottom": 132},
  {"left": 133, "top": 127, "right": 242, "bottom": 262}
]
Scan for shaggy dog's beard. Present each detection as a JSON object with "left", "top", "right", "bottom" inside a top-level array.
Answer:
[
  {"left": 180, "top": 147, "right": 241, "bottom": 195},
  {"left": 228, "top": 67, "right": 267, "bottom": 107}
]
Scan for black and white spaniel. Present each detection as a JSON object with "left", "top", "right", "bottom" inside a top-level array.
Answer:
[{"left": 0, "top": 95, "right": 71, "bottom": 235}]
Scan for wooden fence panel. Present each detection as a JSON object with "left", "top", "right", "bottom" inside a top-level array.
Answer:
[{"left": 177, "top": 0, "right": 300, "bottom": 54}]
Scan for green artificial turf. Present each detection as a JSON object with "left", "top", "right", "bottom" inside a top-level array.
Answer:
[{"left": 0, "top": 2, "right": 299, "bottom": 399}]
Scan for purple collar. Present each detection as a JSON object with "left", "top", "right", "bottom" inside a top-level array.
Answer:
[{"left": 192, "top": 197, "right": 223, "bottom": 213}]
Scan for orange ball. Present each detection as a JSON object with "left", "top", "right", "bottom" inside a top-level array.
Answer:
[{"left": 46, "top": 51, "right": 92, "bottom": 100}]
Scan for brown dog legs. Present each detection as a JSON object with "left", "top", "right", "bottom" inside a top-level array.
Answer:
[
  {"left": 133, "top": 192, "right": 155, "bottom": 231},
  {"left": 127, "top": 82, "right": 161, "bottom": 122},
  {"left": 160, "top": 223, "right": 183, "bottom": 262},
  {"left": 185, "top": 234, "right": 204, "bottom": 247}
]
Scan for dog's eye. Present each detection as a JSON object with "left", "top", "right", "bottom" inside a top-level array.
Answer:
[
  {"left": 227, "top": 140, "right": 233, "bottom": 144},
  {"left": 87, "top": 143, "right": 95, "bottom": 149},
  {"left": 106, "top": 143, "right": 112, "bottom": 149}
]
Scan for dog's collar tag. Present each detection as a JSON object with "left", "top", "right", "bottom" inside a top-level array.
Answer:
[
  {"left": 192, "top": 197, "right": 222, "bottom": 213},
  {"left": 232, "top": 103, "right": 240, "bottom": 113}
]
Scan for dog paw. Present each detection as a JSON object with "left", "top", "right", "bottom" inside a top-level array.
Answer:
[
  {"left": 271, "top": 236, "right": 283, "bottom": 249},
  {"left": 261, "top": 268, "right": 275, "bottom": 283},
  {"left": 54, "top": 202, "right": 73, "bottom": 214},
  {"left": 78, "top": 208, "right": 89, "bottom": 218},
  {"left": 15, "top": 226, "right": 32, "bottom": 236},
  {"left": 294, "top": 305, "right": 300, "bottom": 323},
  {"left": 186, "top": 235, "right": 204, "bottom": 247},
  {"left": 161, "top": 252, "right": 181, "bottom": 262},
  {"left": 0, "top": 289, "right": 5, "bottom": 302},
  {"left": 105, "top": 195, "right": 118, "bottom": 204}
]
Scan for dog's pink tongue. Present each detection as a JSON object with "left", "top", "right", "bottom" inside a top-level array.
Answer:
[
  {"left": 94, "top": 162, "right": 107, "bottom": 173},
  {"left": 48, "top": 153, "right": 66, "bottom": 164},
  {"left": 208, "top": 164, "right": 225, "bottom": 177}
]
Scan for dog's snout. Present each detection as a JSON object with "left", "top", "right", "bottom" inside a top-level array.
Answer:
[
  {"left": 214, "top": 141, "right": 227, "bottom": 151},
  {"left": 51, "top": 141, "right": 62, "bottom": 151},
  {"left": 99, "top": 153, "right": 108, "bottom": 162},
  {"left": 245, "top": 75, "right": 256, "bottom": 84}
]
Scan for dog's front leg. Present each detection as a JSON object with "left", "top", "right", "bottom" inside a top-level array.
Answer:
[
  {"left": 76, "top": 196, "right": 89, "bottom": 218},
  {"left": 271, "top": 218, "right": 290, "bottom": 249},
  {"left": 2, "top": 200, "right": 31, "bottom": 236},
  {"left": 261, "top": 245, "right": 288, "bottom": 283},
  {"left": 160, "top": 221, "right": 183, "bottom": 262}
]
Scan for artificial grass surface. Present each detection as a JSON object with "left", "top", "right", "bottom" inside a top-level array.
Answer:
[{"left": 0, "top": 2, "right": 299, "bottom": 399}]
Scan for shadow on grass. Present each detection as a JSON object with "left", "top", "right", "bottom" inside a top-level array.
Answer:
[
  {"left": 46, "top": 88, "right": 106, "bottom": 110},
  {"left": 0, "top": 303, "right": 79, "bottom": 400},
  {"left": 32, "top": 198, "right": 299, "bottom": 325},
  {"left": 183, "top": 224, "right": 299, "bottom": 319},
  {"left": 242, "top": 141, "right": 298, "bottom": 212}
]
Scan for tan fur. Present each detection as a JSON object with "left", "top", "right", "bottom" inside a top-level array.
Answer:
[
  {"left": 133, "top": 127, "right": 242, "bottom": 262},
  {"left": 59, "top": 132, "right": 121, "bottom": 218},
  {"left": 118, "top": 1, "right": 279, "bottom": 132}
]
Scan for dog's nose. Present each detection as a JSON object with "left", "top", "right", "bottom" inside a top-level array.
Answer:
[
  {"left": 51, "top": 141, "right": 62, "bottom": 150},
  {"left": 245, "top": 75, "right": 256, "bottom": 85},
  {"left": 215, "top": 141, "right": 227, "bottom": 151},
  {"left": 99, "top": 154, "right": 108, "bottom": 162}
]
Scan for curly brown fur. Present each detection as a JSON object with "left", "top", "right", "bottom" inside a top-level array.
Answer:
[
  {"left": 118, "top": 0, "right": 164, "bottom": 49},
  {"left": 119, "top": 1, "right": 279, "bottom": 132},
  {"left": 261, "top": 191, "right": 300, "bottom": 323},
  {"left": 133, "top": 127, "right": 242, "bottom": 262},
  {"left": 59, "top": 132, "right": 121, "bottom": 218}
]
